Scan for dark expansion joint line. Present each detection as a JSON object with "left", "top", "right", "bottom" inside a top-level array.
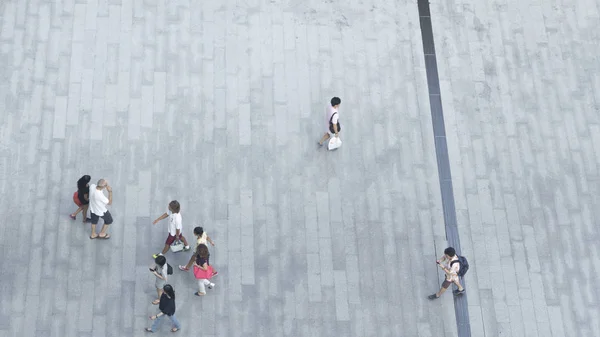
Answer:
[{"left": 417, "top": 1, "right": 472, "bottom": 336}]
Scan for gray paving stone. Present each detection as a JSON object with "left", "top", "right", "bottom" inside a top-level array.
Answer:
[
  {"left": 432, "top": 0, "right": 600, "bottom": 335},
  {"left": 11, "top": 0, "right": 598, "bottom": 335}
]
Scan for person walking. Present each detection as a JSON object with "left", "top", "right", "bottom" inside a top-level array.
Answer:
[
  {"left": 145, "top": 284, "right": 181, "bottom": 333},
  {"left": 428, "top": 247, "right": 465, "bottom": 300},
  {"left": 179, "top": 226, "right": 216, "bottom": 272},
  {"left": 88, "top": 179, "right": 113, "bottom": 239},
  {"left": 318, "top": 96, "right": 342, "bottom": 146},
  {"left": 152, "top": 200, "right": 190, "bottom": 258},
  {"left": 70, "top": 175, "right": 91, "bottom": 222},
  {"left": 150, "top": 255, "right": 168, "bottom": 305},
  {"left": 193, "top": 244, "right": 215, "bottom": 296}
]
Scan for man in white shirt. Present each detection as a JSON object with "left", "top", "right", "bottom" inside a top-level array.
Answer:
[
  {"left": 428, "top": 247, "right": 465, "bottom": 299},
  {"left": 152, "top": 200, "right": 190, "bottom": 258},
  {"left": 318, "top": 96, "right": 342, "bottom": 146},
  {"left": 89, "top": 179, "right": 113, "bottom": 239}
]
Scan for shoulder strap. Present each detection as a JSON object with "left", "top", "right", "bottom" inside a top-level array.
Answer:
[
  {"left": 450, "top": 260, "right": 460, "bottom": 266},
  {"left": 329, "top": 112, "right": 338, "bottom": 123}
]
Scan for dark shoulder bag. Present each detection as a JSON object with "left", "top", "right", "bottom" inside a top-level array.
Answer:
[{"left": 329, "top": 112, "right": 341, "bottom": 133}]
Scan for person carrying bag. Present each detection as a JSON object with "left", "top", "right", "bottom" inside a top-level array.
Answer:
[{"left": 193, "top": 244, "right": 216, "bottom": 296}]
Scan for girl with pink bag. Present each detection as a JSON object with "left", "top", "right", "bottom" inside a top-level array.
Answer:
[{"left": 193, "top": 244, "right": 215, "bottom": 296}]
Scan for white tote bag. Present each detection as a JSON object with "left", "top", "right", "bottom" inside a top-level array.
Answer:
[
  {"left": 170, "top": 240, "right": 184, "bottom": 253},
  {"left": 328, "top": 136, "right": 342, "bottom": 150}
]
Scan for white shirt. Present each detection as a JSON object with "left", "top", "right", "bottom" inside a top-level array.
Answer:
[
  {"left": 89, "top": 184, "right": 109, "bottom": 215},
  {"left": 441, "top": 255, "right": 460, "bottom": 283},
  {"left": 155, "top": 263, "right": 168, "bottom": 282},
  {"left": 167, "top": 209, "right": 183, "bottom": 236},
  {"left": 196, "top": 232, "right": 207, "bottom": 245},
  {"left": 326, "top": 105, "right": 339, "bottom": 125}
]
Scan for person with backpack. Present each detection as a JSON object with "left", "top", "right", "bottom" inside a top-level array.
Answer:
[
  {"left": 150, "top": 255, "right": 171, "bottom": 305},
  {"left": 428, "top": 247, "right": 466, "bottom": 300},
  {"left": 145, "top": 284, "right": 181, "bottom": 333}
]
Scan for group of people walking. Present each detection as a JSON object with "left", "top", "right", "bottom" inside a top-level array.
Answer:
[
  {"left": 67, "top": 97, "right": 470, "bottom": 332},
  {"left": 70, "top": 177, "right": 218, "bottom": 333}
]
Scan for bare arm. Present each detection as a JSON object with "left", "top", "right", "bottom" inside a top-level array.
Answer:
[
  {"left": 153, "top": 213, "right": 168, "bottom": 224},
  {"left": 207, "top": 235, "right": 215, "bottom": 246},
  {"left": 106, "top": 185, "right": 113, "bottom": 205},
  {"left": 153, "top": 271, "right": 166, "bottom": 280}
]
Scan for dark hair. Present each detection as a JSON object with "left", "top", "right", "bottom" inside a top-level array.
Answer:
[
  {"left": 155, "top": 255, "right": 166, "bottom": 266},
  {"left": 194, "top": 227, "right": 204, "bottom": 236},
  {"left": 330, "top": 97, "right": 341, "bottom": 106},
  {"left": 77, "top": 175, "right": 91, "bottom": 190},
  {"left": 444, "top": 247, "right": 456, "bottom": 257},
  {"left": 197, "top": 244, "right": 209, "bottom": 259},
  {"left": 169, "top": 200, "right": 180, "bottom": 213},
  {"left": 163, "top": 284, "right": 175, "bottom": 299}
]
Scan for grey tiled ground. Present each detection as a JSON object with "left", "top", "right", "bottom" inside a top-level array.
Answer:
[
  {"left": 0, "top": 1, "right": 459, "bottom": 336},
  {"left": 432, "top": 0, "right": 600, "bottom": 336}
]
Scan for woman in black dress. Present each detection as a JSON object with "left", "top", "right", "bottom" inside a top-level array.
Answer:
[{"left": 70, "top": 175, "right": 91, "bottom": 222}]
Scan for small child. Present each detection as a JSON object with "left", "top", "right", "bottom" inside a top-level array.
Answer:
[
  {"left": 150, "top": 255, "right": 168, "bottom": 305},
  {"left": 179, "top": 226, "right": 216, "bottom": 273},
  {"left": 152, "top": 200, "right": 190, "bottom": 258}
]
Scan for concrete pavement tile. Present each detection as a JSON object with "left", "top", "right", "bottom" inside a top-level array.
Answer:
[
  {"left": 479, "top": 290, "right": 499, "bottom": 337},
  {"left": 13, "top": 0, "right": 598, "bottom": 335}
]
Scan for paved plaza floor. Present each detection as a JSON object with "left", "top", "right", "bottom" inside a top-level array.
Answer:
[
  {"left": 432, "top": 0, "right": 600, "bottom": 336},
  {"left": 0, "top": 0, "right": 598, "bottom": 336}
]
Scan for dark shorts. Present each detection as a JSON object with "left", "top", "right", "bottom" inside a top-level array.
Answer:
[
  {"left": 165, "top": 234, "right": 178, "bottom": 245},
  {"left": 90, "top": 210, "right": 113, "bottom": 225},
  {"left": 441, "top": 279, "right": 452, "bottom": 289}
]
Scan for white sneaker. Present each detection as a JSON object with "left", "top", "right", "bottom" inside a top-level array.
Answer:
[{"left": 208, "top": 283, "right": 215, "bottom": 289}]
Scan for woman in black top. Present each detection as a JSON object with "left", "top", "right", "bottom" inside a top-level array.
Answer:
[
  {"left": 146, "top": 284, "right": 181, "bottom": 332},
  {"left": 70, "top": 175, "right": 91, "bottom": 222},
  {"left": 194, "top": 244, "right": 215, "bottom": 296}
]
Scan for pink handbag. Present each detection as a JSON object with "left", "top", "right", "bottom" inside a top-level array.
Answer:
[{"left": 193, "top": 265, "right": 214, "bottom": 279}]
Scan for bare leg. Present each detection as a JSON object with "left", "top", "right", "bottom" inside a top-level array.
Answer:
[
  {"left": 435, "top": 286, "right": 448, "bottom": 298},
  {"left": 180, "top": 235, "right": 189, "bottom": 247},
  {"left": 81, "top": 205, "right": 89, "bottom": 223},
  {"left": 452, "top": 280, "right": 464, "bottom": 292},
  {"left": 71, "top": 206, "right": 83, "bottom": 218},
  {"left": 90, "top": 223, "right": 98, "bottom": 238},
  {"left": 429, "top": 280, "right": 453, "bottom": 299},
  {"left": 185, "top": 254, "right": 195, "bottom": 269},
  {"left": 98, "top": 224, "right": 110, "bottom": 238},
  {"left": 161, "top": 244, "right": 170, "bottom": 255},
  {"left": 318, "top": 133, "right": 331, "bottom": 145},
  {"left": 153, "top": 288, "right": 163, "bottom": 304}
]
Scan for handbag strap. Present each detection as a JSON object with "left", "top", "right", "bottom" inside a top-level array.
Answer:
[{"left": 329, "top": 112, "right": 338, "bottom": 124}]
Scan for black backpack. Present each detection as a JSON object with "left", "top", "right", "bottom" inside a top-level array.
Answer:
[
  {"left": 451, "top": 256, "right": 469, "bottom": 277},
  {"left": 167, "top": 263, "right": 173, "bottom": 275}
]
